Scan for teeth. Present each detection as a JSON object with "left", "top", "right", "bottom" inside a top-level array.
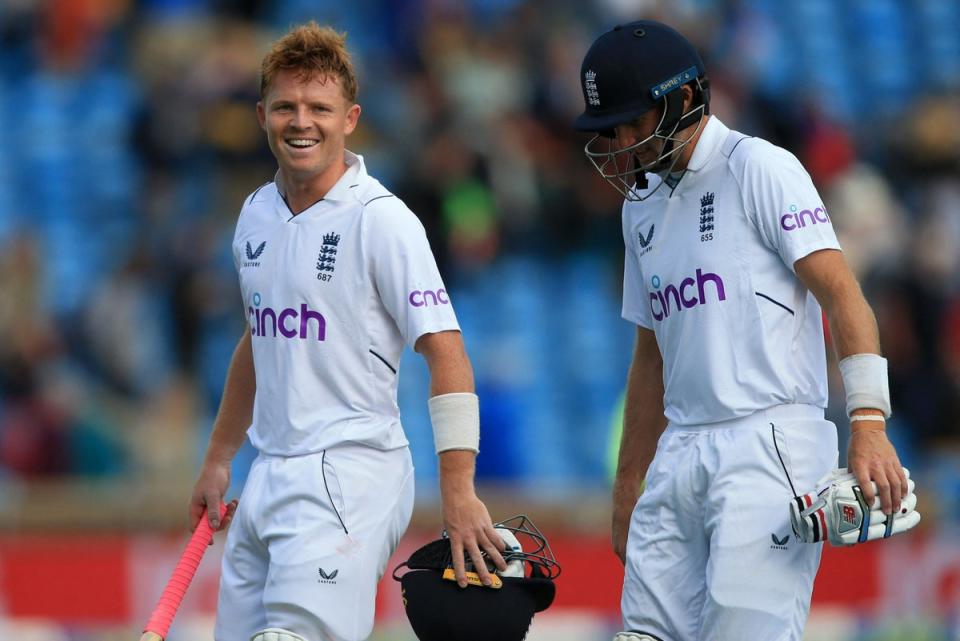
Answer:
[{"left": 287, "top": 139, "right": 318, "bottom": 148}]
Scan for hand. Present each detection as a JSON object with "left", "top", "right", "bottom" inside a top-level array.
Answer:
[
  {"left": 847, "top": 426, "right": 908, "bottom": 516},
  {"left": 790, "top": 467, "right": 920, "bottom": 545},
  {"left": 189, "top": 458, "right": 237, "bottom": 533},
  {"left": 611, "top": 478, "right": 643, "bottom": 565},
  {"left": 611, "top": 501, "right": 632, "bottom": 565},
  {"left": 441, "top": 491, "right": 507, "bottom": 588}
]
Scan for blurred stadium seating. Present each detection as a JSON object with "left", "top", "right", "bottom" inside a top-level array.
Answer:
[{"left": 0, "top": 0, "right": 958, "bottom": 639}]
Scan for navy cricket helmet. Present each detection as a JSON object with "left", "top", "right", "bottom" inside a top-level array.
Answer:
[
  {"left": 393, "top": 515, "right": 561, "bottom": 641},
  {"left": 574, "top": 20, "right": 711, "bottom": 200}
]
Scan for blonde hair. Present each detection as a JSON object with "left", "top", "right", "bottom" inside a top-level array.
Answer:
[{"left": 260, "top": 22, "right": 358, "bottom": 102}]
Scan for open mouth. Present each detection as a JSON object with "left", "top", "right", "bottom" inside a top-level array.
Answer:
[{"left": 285, "top": 138, "right": 319, "bottom": 149}]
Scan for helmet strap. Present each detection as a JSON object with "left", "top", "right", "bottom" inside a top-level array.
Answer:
[
  {"left": 660, "top": 79, "right": 708, "bottom": 135},
  {"left": 632, "top": 153, "right": 649, "bottom": 190},
  {"left": 657, "top": 91, "right": 686, "bottom": 139},
  {"left": 648, "top": 92, "right": 684, "bottom": 172},
  {"left": 650, "top": 87, "right": 705, "bottom": 173}
]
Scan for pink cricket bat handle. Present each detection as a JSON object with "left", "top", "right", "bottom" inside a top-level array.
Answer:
[{"left": 140, "top": 503, "right": 227, "bottom": 641}]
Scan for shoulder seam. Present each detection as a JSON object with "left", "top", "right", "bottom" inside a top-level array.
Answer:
[
  {"left": 247, "top": 181, "right": 272, "bottom": 206},
  {"left": 726, "top": 139, "right": 751, "bottom": 223},
  {"left": 726, "top": 136, "right": 776, "bottom": 253},
  {"left": 363, "top": 193, "right": 395, "bottom": 207},
  {"left": 726, "top": 135, "right": 752, "bottom": 160}
]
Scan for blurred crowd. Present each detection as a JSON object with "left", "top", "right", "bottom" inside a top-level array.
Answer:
[{"left": 0, "top": 0, "right": 958, "bottom": 518}]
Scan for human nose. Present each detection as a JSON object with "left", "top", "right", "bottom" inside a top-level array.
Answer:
[
  {"left": 290, "top": 105, "right": 310, "bottom": 129},
  {"left": 615, "top": 127, "right": 638, "bottom": 150}
]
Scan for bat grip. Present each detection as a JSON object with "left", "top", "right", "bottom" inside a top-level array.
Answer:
[{"left": 142, "top": 503, "right": 227, "bottom": 638}]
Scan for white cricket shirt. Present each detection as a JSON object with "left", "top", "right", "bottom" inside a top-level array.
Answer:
[
  {"left": 622, "top": 117, "right": 841, "bottom": 426},
  {"left": 233, "top": 151, "right": 459, "bottom": 455}
]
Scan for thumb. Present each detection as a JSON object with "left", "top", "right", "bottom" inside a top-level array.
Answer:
[{"left": 205, "top": 495, "right": 225, "bottom": 529}]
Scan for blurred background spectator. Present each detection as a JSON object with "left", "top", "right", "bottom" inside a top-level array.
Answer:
[{"left": 0, "top": 0, "right": 959, "bottom": 637}]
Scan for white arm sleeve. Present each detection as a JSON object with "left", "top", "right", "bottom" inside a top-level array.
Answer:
[
  {"left": 367, "top": 201, "right": 460, "bottom": 348},
  {"left": 740, "top": 143, "right": 842, "bottom": 272},
  {"left": 621, "top": 208, "right": 654, "bottom": 329}
]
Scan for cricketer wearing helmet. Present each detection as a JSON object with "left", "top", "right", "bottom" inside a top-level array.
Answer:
[
  {"left": 189, "top": 22, "right": 506, "bottom": 641},
  {"left": 574, "top": 20, "right": 918, "bottom": 641}
]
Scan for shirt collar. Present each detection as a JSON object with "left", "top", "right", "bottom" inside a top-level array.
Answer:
[
  {"left": 684, "top": 116, "right": 728, "bottom": 173},
  {"left": 322, "top": 150, "right": 366, "bottom": 202},
  {"left": 274, "top": 150, "right": 367, "bottom": 204}
]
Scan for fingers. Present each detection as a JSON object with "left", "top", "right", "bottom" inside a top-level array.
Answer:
[
  {"left": 447, "top": 534, "right": 495, "bottom": 588},
  {"left": 462, "top": 526, "right": 505, "bottom": 586},
  {"left": 613, "top": 537, "right": 627, "bottom": 565},
  {"left": 465, "top": 536, "right": 495, "bottom": 587},
  {"left": 889, "top": 461, "right": 904, "bottom": 514},
  {"left": 203, "top": 493, "right": 225, "bottom": 529},
  {"left": 820, "top": 464, "right": 921, "bottom": 546},
  {"left": 611, "top": 508, "right": 631, "bottom": 565},
  {"left": 189, "top": 462, "right": 232, "bottom": 532},
  {"left": 441, "top": 493, "right": 508, "bottom": 587},
  {"left": 483, "top": 524, "right": 507, "bottom": 573},
  {"left": 191, "top": 493, "right": 229, "bottom": 535},
  {"left": 850, "top": 462, "right": 876, "bottom": 509},
  {"left": 449, "top": 524, "right": 505, "bottom": 587},
  {"left": 875, "top": 469, "right": 895, "bottom": 516},
  {"left": 489, "top": 524, "right": 507, "bottom": 552},
  {"left": 866, "top": 495, "right": 916, "bottom": 528},
  {"left": 877, "top": 460, "right": 907, "bottom": 515},
  {"left": 864, "top": 478, "right": 915, "bottom": 511},
  {"left": 449, "top": 534, "right": 468, "bottom": 588},
  {"left": 898, "top": 466, "right": 909, "bottom": 506},
  {"left": 854, "top": 469, "right": 899, "bottom": 516},
  {"left": 221, "top": 499, "right": 239, "bottom": 530},
  {"left": 189, "top": 496, "right": 205, "bottom": 531},
  {"left": 611, "top": 521, "right": 629, "bottom": 564},
  {"left": 847, "top": 430, "right": 905, "bottom": 515}
]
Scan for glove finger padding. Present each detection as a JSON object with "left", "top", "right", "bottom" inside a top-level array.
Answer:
[{"left": 789, "top": 467, "right": 921, "bottom": 546}]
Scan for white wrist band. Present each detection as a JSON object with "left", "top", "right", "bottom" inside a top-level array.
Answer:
[
  {"left": 428, "top": 392, "right": 480, "bottom": 454},
  {"left": 838, "top": 353, "right": 891, "bottom": 418},
  {"left": 849, "top": 415, "right": 885, "bottom": 423}
]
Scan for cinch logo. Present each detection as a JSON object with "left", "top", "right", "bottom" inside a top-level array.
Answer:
[
  {"left": 649, "top": 269, "right": 726, "bottom": 321},
  {"left": 248, "top": 292, "right": 325, "bottom": 340},
  {"left": 409, "top": 289, "right": 449, "bottom": 307},
  {"left": 780, "top": 204, "right": 830, "bottom": 231}
]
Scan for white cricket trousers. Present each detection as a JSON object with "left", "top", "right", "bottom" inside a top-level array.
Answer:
[
  {"left": 622, "top": 404, "right": 838, "bottom": 641},
  {"left": 215, "top": 444, "right": 415, "bottom": 641}
]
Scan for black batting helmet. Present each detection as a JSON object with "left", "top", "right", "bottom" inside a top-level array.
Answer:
[
  {"left": 574, "top": 20, "right": 710, "bottom": 200},
  {"left": 393, "top": 515, "right": 561, "bottom": 641}
]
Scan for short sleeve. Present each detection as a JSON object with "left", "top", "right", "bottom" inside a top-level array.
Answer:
[
  {"left": 621, "top": 211, "right": 653, "bottom": 329},
  {"left": 232, "top": 217, "right": 244, "bottom": 273},
  {"left": 233, "top": 190, "right": 260, "bottom": 274},
  {"left": 366, "top": 201, "right": 460, "bottom": 347},
  {"left": 232, "top": 236, "right": 242, "bottom": 273},
  {"left": 740, "top": 144, "right": 841, "bottom": 272}
]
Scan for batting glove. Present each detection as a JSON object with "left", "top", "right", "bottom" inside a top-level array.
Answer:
[{"left": 789, "top": 467, "right": 921, "bottom": 546}]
